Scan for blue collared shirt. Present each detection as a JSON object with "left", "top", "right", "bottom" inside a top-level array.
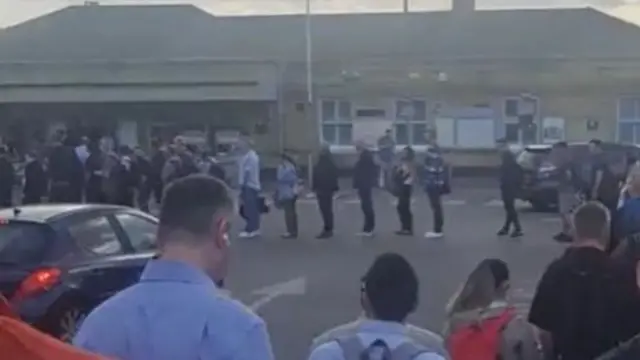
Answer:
[
  {"left": 308, "top": 320, "right": 448, "bottom": 360},
  {"left": 73, "top": 259, "right": 274, "bottom": 360},
  {"left": 238, "top": 150, "right": 261, "bottom": 191}
]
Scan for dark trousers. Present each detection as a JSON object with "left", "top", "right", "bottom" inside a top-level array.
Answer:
[
  {"left": 282, "top": 198, "right": 298, "bottom": 236},
  {"left": 427, "top": 189, "right": 444, "bottom": 233},
  {"left": 22, "top": 192, "right": 43, "bottom": 205},
  {"left": 358, "top": 187, "right": 375, "bottom": 232},
  {"left": 501, "top": 190, "right": 521, "bottom": 231},
  {"left": 50, "top": 182, "right": 80, "bottom": 203},
  {"left": 396, "top": 185, "right": 413, "bottom": 232},
  {"left": 316, "top": 192, "right": 334, "bottom": 232},
  {"left": 0, "top": 188, "right": 12, "bottom": 207},
  {"left": 137, "top": 182, "right": 151, "bottom": 212},
  {"left": 152, "top": 179, "right": 163, "bottom": 204},
  {"left": 240, "top": 186, "right": 260, "bottom": 232}
]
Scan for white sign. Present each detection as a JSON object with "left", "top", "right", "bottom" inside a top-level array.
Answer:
[{"left": 542, "top": 117, "right": 565, "bottom": 144}]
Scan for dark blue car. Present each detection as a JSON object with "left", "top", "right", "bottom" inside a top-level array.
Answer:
[{"left": 0, "top": 204, "right": 157, "bottom": 341}]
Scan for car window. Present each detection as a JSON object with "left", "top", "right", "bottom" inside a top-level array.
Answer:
[
  {"left": 0, "top": 223, "right": 50, "bottom": 265},
  {"left": 68, "top": 216, "right": 122, "bottom": 256},
  {"left": 115, "top": 213, "right": 157, "bottom": 251}
]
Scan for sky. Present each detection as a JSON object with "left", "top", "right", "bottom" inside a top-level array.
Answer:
[{"left": 0, "top": 0, "right": 637, "bottom": 28}]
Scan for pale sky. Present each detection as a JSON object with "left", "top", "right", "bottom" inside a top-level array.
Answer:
[{"left": 0, "top": 0, "right": 637, "bottom": 28}]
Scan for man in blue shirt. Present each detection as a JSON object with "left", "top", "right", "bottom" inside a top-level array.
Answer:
[{"left": 73, "top": 175, "right": 274, "bottom": 360}]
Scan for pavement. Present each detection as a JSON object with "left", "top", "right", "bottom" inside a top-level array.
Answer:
[{"left": 219, "top": 183, "right": 567, "bottom": 360}]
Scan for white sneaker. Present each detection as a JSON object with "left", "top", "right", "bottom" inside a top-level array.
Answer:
[
  {"left": 239, "top": 231, "right": 261, "bottom": 239},
  {"left": 424, "top": 232, "right": 444, "bottom": 239},
  {"left": 357, "top": 231, "right": 375, "bottom": 238}
]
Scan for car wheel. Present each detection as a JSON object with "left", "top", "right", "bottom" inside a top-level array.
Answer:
[{"left": 41, "top": 299, "right": 92, "bottom": 343}]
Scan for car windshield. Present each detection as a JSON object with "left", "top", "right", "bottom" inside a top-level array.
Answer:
[{"left": 0, "top": 222, "right": 50, "bottom": 265}]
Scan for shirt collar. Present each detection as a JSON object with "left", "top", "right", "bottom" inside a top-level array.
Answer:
[
  {"left": 140, "top": 259, "right": 217, "bottom": 288},
  {"left": 358, "top": 319, "right": 407, "bottom": 335}
]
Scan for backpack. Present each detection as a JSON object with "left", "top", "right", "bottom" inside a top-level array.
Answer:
[
  {"left": 336, "top": 336, "right": 430, "bottom": 360},
  {"left": 447, "top": 307, "right": 516, "bottom": 360}
]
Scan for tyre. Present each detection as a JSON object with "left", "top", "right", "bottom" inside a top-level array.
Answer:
[{"left": 40, "top": 298, "right": 93, "bottom": 343}]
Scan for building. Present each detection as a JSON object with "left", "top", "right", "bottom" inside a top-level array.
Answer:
[{"left": 2, "top": 1, "right": 640, "bottom": 169}]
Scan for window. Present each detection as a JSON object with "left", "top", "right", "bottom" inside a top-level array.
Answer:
[
  {"left": 0, "top": 223, "right": 50, "bottom": 264},
  {"left": 503, "top": 97, "right": 538, "bottom": 144},
  {"left": 355, "top": 108, "right": 386, "bottom": 118},
  {"left": 320, "top": 100, "right": 353, "bottom": 145},
  {"left": 394, "top": 99, "right": 427, "bottom": 146},
  {"left": 618, "top": 98, "right": 640, "bottom": 143},
  {"left": 68, "top": 216, "right": 122, "bottom": 256},
  {"left": 115, "top": 213, "right": 157, "bottom": 251}
]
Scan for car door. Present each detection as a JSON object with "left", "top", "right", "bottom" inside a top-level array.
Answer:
[{"left": 62, "top": 213, "right": 147, "bottom": 303}]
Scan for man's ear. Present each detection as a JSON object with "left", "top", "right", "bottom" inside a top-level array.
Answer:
[{"left": 212, "top": 217, "right": 229, "bottom": 249}]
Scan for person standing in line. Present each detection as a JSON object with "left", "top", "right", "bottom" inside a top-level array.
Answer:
[
  {"left": 22, "top": 151, "right": 47, "bottom": 205},
  {"left": 132, "top": 147, "right": 152, "bottom": 212},
  {"left": 237, "top": 138, "right": 262, "bottom": 239},
  {"left": 84, "top": 142, "right": 107, "bottom": 204},
  {"left": 377, "top": 129, "right": 396, "bottom": 189},
  {"left": 149, "top": 140, "right": 167, "bottom": 204},
  {"left": 312, "top": 144, "right": 339, "bottom": 239},
  {"left": 588, "top": 139, "right": 621, "bottom": 250},
  {"left": 353, "top": 141, "right": 377, "bottom": 237},
  {"left": 394, "top": 146, "right": 415, "bottom": 236},
  {"left": 496, "top": 139, "right": 523, "bottom": 238},
  {"left": 276, "top": 154, "right": 299, "bottom": 239},
  {"left": 423, "top": 142, "right": 446, "bottom": 239},
  {"left": 74, "top": 175, "right": 275, "bottom": 360},
  {"left": 528, "top": 202, "right": 640, "bottom": 360},
  {"left": 551, "top": 141, "right": 579, "bottom": 243},
  {"left": 0, "top": 147, "right": 15, "bottom": 208}
]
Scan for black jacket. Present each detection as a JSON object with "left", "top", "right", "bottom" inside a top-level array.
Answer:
[
  {"left": 23, "top": 160, "right": 47, "bottom": 197},
  {"left": 353, "top": 150, "right": 377, "bottom": 190},
  {"left": 499, "top": 151, "right": 523, "bottom": 193},
  {"left": 312, "top": 152, "right": 339, "bottom": 193}
]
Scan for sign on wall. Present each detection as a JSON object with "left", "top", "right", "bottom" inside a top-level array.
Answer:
[{"left": 542, "top": 117, "right": 565, "bottom": 144}]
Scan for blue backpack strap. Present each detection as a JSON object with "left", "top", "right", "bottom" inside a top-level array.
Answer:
[
  {"left": 335, "top": 336, "right": 366, "bottom": 360},
  {"left": 391, "top": 342, "right": 429, "bottom": 360}
]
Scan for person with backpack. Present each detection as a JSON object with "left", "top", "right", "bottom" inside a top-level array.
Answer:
[
  {"left": 444, "top": 259, "right": 541, "bottom": 360},
  {"left": 528, "top": 202, "right": 640, "bottom": 360},
  {"left": 394, "top": 146, "right": 416, "bottom": 236},
  {"left": 308, "top": 252, "right": 448, "bottom": 360}
]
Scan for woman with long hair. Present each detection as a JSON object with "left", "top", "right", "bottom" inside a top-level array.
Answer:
[
  {"left": 444, "top": 259, "right": 541, "bottom": 360},
  {"left": 394, "top": 146, "right": 415, "bottom": 235}
]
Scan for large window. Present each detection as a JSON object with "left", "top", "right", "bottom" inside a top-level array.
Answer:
[
  {"left": 320, "top": 100, "right": 353, "bottom": 146},
  {"left": 394, "top": 100, "right": 428, "bottom": 146},
  {"left": 618, "top": 98, "right": 640, "bottom": 144},
  {"left": 503, "top": 97, "right": 538, "bottom": 144}
]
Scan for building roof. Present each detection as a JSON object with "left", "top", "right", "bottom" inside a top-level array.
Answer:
[{"left": 1, "top": 4, "right": 640, "bottom": 62}]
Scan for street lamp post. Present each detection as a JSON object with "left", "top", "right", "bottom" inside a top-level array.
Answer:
[{"left": 403, "top": 0, "right": 409, "bottom": 12}]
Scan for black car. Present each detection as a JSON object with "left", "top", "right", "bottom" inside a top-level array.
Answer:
[
  {"left": 517, "top": 142, "right": 638, "bottom": 211},
  {"left": 0, "top": 204, "right": 157, "bottom": 341}
]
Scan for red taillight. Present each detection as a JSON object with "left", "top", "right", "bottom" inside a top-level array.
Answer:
[{"left": 11, "top": 267, "right": 61, "bottom": 302}]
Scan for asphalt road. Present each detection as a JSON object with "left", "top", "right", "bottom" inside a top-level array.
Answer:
[{"left": 222, "top": 185, "right": 567, "bottom": 360}]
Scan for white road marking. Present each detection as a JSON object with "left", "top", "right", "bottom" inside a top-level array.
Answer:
[
  {"left": 344, "top": 199, "right": 361, "bottom": 204},
  {"left": 541, "top": 217, "right": 561, "bottom": 223},
  {"left": 484, "top": 199, "right": 530, "bottom": 207},
  {"left": 443, "top": 199, "right": 467, "bottom": 206},
  {"left": 249, "top": 277, "right": 307, "bottom": 312}
]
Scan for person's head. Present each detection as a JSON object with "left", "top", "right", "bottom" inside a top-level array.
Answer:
[
  {"left": 552, "top": 141, "right": 569, "bottom": 164},
  {"left": 157, "top": 175, "right": 234, "bottom": 286},
  {"left": 402, "top": 146, "right": 415, "bottom": 161},
  {"left": 571, "top": 201, "right": 610, "bottom": 249},
  {"left": 589, "top": 139, "right": 603, "bottom": 154},
  {"left": 360, "top": 253, "right": 418, "bottom": 323},
  {"left": 133, "top": 147, "right": 145, "bottom": 159},
  {"left": 385, "top": 129, "right": 392, "bottom": 137},
  {"left": 446, "top": 259, "right": 510, "bottom": 315},
  {"left": 280, "top": 153, "right": 295, "bottom": 166}
]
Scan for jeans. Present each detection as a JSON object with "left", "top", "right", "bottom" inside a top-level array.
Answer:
[
  {"left": 396, "top": 185, "right": 413, "bottom": 232},
  {"left": 501, "top": 190, "right": 521, "bottom": 231},
  {"left": 282, "top": 198, "right": 298, "bottom": 236},
  {"left": 316, "top": 192, "right": 334, "bottom": 232},
  {"left": 241, "top": 186, "right": 261, "bottom": 232},
  {"left": 427, "top": 189, "right": 444, "bottom": 233},
  {"left": 358, "top": 187, "right": 375, "bottom": 232}
]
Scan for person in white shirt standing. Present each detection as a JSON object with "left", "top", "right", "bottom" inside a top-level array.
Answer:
[
  {"left": 237, "top": 138, "right": 262, "bottom": 239},
  {"left": 308, "top": 253, "right": 448, "bottom": 360}
]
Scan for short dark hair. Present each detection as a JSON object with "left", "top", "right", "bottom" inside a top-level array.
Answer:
[
  {"left": 589, "top": 139, "right": 602, "bottom": 147},
  {"left": 573, "top": 201, "right": 610, "bottom": 243},
  {"left": 158, "top": 175, "right": 233, "bottom": 242},
  {"left": 553, "top": 141, "right": 568, "bottom": 149},
  {"left": 362, "top": 253, "right": 418, "bottom": 322},
  {"left": 486, "top": 259, "right": 509, "bottom": 288}
]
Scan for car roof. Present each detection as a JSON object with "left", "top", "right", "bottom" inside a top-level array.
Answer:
[{"left": 0, "top": 204, "right": 131, "bottom": 223}]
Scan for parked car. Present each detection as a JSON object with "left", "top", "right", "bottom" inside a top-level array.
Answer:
[
  {"left": 517, "top": 142, "right": 639, "bottom": 211},
  {"left": 0, "top": 204, "right": 157, "bottom": 342}
]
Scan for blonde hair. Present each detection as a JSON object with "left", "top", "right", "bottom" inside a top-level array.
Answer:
[{"left": 446, "top": 260, "right": 500, "bottom": 316}]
